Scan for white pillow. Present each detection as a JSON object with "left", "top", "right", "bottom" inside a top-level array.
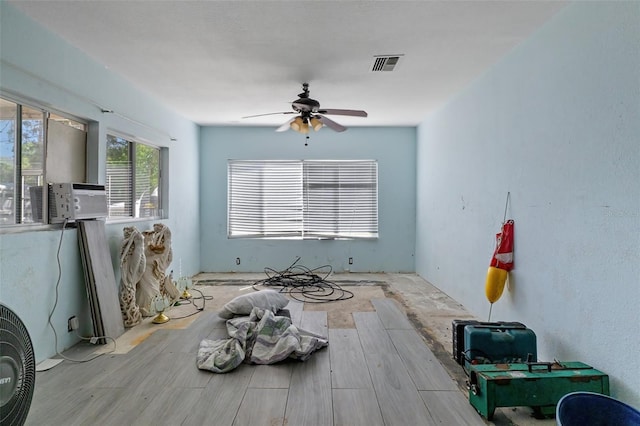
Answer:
[{"left": 218, "top": 290, "right": 289, "bottom": 319}]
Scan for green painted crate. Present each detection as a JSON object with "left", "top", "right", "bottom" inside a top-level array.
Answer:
[{"left": 468, "top": 361, "right": 609, "bottom": 420}]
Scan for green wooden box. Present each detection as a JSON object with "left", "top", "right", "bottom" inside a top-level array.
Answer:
[{"left": 468, "top": 361, "right": 609, "bottom": 420}]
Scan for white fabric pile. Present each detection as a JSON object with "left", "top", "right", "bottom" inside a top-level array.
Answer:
[{"left": 196, "top": 290, "right": 328, "bottom": 373}]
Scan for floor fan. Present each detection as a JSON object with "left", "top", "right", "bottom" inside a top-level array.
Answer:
[{"left": 0, "top": 303, "right": 36, "bottom": 425}]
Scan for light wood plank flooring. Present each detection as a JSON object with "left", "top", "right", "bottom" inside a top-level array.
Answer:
[{"left": 26, "top": 294, "right": 485, "bottom": 426}]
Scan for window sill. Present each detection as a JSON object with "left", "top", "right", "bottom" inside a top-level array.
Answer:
[
  {"left": 106, "top": 216, "right": 164, "bottom": 225},
  {"left": 0, "top": 223, "right": 59, "bottom": 235}
]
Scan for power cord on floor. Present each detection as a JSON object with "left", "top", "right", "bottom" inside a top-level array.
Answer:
[
  {"left": 74, "top": 331, "right": 117, "bottom": 355},
  {"left": 169, "top": 287, "right": 213, "bottom": 320},
  {"left": 46, "top": 219, "right": 116, "bottom": 364}
]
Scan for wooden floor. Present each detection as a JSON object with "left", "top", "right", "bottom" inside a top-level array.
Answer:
[{"left": 26, "top": 296, "right": 486, "bottom": 426}]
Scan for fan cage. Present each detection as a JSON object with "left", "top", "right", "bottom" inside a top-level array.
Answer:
[{"left": 0, "top": 304, "right": 36, "bottom": 426}]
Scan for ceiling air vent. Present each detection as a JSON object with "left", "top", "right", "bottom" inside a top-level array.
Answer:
[{"left": 372, "top": 55, "right": 403, "bottom": 72}]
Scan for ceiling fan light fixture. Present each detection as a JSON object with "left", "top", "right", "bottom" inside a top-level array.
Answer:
[
  {"left": 310, "top": 117, "right": 323, "bottom": 131},
  {"left": 245, "top": 84, "right": 367, "bottom": 134},
  {"left": 290, "top": 116, "right": 304, "bottom": 132}
]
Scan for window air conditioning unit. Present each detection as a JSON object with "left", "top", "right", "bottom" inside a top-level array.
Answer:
[{"left": 49, "top": 183, "right": 108, "bottom": 223}]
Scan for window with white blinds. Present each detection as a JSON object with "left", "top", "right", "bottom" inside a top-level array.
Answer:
[
  {"left": 228, "top": 160, "right": 378, "bottom": 239},
  {"left": 106, "top": 134, "right": 161, "bottom": 219}
]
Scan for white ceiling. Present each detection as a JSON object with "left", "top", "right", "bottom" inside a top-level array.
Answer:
[{"left": 9, "top": 1, "right": 567, "bottom": 129}]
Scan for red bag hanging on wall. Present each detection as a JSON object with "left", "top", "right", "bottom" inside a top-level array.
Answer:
[{"left": 490, "top": 220, "right": 514, "bottom": 271}]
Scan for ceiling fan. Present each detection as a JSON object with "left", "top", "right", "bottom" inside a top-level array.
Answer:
[{"left": 243, "top": 83, "right": 367, "bottom": 134}]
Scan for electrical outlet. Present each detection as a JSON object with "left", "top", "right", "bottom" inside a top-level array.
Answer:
[
  {"left": 68, "top": 316, "right": 79, "bottom": 332},
  {"left": 348, "top": 257, "right": 353, "bottom": 265},
  {"left": 236, "top": 257, "right": 241, "bottom": 265}
]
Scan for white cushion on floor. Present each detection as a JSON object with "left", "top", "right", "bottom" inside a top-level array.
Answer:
[{"left": 219, "top": 289, "right": 289, "bottom": 319}]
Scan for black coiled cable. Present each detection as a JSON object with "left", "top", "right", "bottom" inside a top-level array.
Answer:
[{"left": 253, "top": 257, "right": 354, "bottom": 303}]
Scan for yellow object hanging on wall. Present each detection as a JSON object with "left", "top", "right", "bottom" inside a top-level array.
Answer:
[{"left": 485, "top": 266, "right": 508, "bottom": 303}]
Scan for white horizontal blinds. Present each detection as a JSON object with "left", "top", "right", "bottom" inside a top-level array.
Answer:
[
  {"left": 304, "top": 160, "right": 378, "bottom": 238},
  {"left": 228, "top": 160, "right": 303, "bottom": 238},
  {"left": 106, "top": 135, "right": 133, "bottom": 217},
  {"left": 134, "top": 144, "right": 160, "bottom": 218},
  {"left": 134, "top": 166, "right": 152, "bottom": 218},
  {"left": 106, "top": 162, "right": 132, "bottom": 217}
]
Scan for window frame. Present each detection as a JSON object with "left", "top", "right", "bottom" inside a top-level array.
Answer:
[
  {"left": 0, "top": 94, "right": 88, "bottom": 230},
  {"left": 106, "top": 132, "right": 164, "bottom": 221},
  {"left": 227, "top": 159, "right": 379, "bottom": 240}
]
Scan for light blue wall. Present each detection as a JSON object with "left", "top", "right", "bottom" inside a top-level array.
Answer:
[
  {"left": 4, "top": 0, "right": 638, "bottom": 407},
  {"left": 0, "top": 2, "right": 201, "bottom": 362},
  {"left": 416, "top": 2, "right": 640, "bottom": 406},
  {"left": 199, "top": 126, "right": 416, "bottom": 273}
]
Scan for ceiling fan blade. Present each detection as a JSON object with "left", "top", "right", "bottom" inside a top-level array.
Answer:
[
  {"left": 276, "top": 118, "right": 293, "bottom": 132},
  {"left": 318, "top": 115, "right": 347, "bottom": 132},
  {"left": 242, "top": 111, "right": 295, "bottom": 119},
  {"left": 317, "top": 109, "right": 368, "bottom": 117}
]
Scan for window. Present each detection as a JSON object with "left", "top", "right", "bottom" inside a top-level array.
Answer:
[
  {"left": 228, "top": 160, "right": 378, "bottom": 239},
  {"left": 106, "top": 134, "right": 161, "bottom": 219},
  {"left": 0, "top": 98, "right": 45, "bottom": 225},
  {"left": 0, "top": 96, "right": 86, "bottom": 227}
]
